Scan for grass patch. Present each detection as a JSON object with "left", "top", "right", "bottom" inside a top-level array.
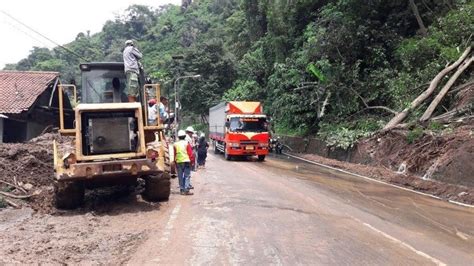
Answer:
[{"left": 407, "top": 127, "right": 424, "bottom": 144}]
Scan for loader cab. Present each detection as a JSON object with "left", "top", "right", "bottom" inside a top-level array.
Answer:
[{"left": 80, "top": 62, "right": 128, "bottom": 103}]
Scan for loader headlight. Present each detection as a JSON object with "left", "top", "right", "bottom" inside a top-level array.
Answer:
[
  {"left": 259, "top": 142, "right": 269, "bottom": 147},
  {"left": 147, "top": 149, "right": 159, "bottom": 162},
  {"left": 62, "top": 153, "right": 77, "bottom": 169}
]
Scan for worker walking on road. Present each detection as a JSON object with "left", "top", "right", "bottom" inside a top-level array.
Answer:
[
  {"left": 174, "top": 130, "right": 194, "bottom": 195},
  {"left": 197, "top": 133, "right": 209, "bottom": 168},
  {"left": 123, "top": 39, "right": 143, "bottom": 102},
  {"left": 185, "top": 126, "right": 198, "bottom": 174}
]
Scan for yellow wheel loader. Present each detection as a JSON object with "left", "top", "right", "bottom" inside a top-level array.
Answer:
[{"left": 53, "top": 62, "right": 172, "bottom": 209}]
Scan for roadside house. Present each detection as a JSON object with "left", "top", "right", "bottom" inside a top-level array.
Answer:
[{"left": 0, "top": 71, "right": 73, "bottom": 143}]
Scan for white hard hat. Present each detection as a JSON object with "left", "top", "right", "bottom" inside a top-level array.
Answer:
[
  {"left": 178, "top": 130, "right": 186, "bottom": 137},
  {"left": 185, "top": 126, "right": 195, "bottom": 133},
  {"left": 125, "top": 39, "right": 134, "bottom": 45},
  {"left": 200, "top": 133, "right": 205, "bottom": 138}
]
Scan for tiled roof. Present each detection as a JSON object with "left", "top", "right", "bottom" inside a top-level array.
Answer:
[{"left": 0, "top": 71, "right": 59, "bottom": 114}]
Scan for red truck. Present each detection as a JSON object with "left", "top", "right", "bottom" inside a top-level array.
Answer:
[{"left": 209, "top": 101, "right": 269, "bottom": 161}]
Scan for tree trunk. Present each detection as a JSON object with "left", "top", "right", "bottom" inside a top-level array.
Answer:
[
  {"left": 409, "top": 0, "right": 428, "bottom": 36},
  {"left": 383, "top": 46, "right": 471, "bottom": 131},
  {"left": 420, "top": 56, "right": 473, "bottom": 121}
]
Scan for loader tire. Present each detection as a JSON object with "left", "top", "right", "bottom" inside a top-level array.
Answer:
[
  {"left": 164, "top": 143, "right": 176, "bottom": 178},
  {"left": 54, "top": 180, "right": 85, "bottom": 209},
  {"left": 144, "top": 172, "right": 171, "bottom": 202},
  {"left": 257, "top": 155, "right": 266, "bottom": 162}
]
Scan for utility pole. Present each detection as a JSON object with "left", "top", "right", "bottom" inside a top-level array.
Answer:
[{"left": 173, "top": 74, "right": 201, "bottom": 137}]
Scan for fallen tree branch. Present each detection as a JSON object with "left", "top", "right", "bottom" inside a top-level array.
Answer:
[
  {"left": 447, "top": 79, "right": 474, "bottom": 95},
  {"left": 318, "top": 91, "right": 331, "bottom": 118},
  {"left": 390, "top": 123, "right": 410, "bottom": 130},
  {"left": 0, "top": 191, "right": 37, "bottom": 200},
  {"left": 348, "top": 87, "right": 397, "bottom": 114},
  {"left": 431, "top": 103, "right": 473, "bottom": 121},
  {"left": 383, "top": 46, "right": 472, "bottom": 131},
  {"left": 433, "top": 115, "right": 474, "bottom": 124},
  {"left": 4, "top": 198, "right": 20, "bottom": 208},
  {"left": 0, "top": 179, "right": 28, "bottom": 194},
  {"left": 420, "top": 56, "right": 474, "bottom": 121}
]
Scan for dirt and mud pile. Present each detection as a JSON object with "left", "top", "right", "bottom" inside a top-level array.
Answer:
[
  {"left": 353, "top": 124, "right": 474, "bottom": 185},
  {"left": 0, "top": 133, "right": 71, "bottom": 212},
  {"left": 294, "top": 123, "right": 474, "bottom": 205}
]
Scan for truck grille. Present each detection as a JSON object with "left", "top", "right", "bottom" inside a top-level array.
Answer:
[{"left": 240, "top": 141, "right": 258, "bottom": 145}]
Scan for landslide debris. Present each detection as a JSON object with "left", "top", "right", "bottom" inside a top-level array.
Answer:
[
  {"left": 0, "top": 133, "right": 71, "bottom": 212},
  {"left": 297, "top": 123, "right": 474, "bottom": 205}
]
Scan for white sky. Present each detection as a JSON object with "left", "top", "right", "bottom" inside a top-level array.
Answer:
[{"left": 0, "top": 0, "right": 181, "bottom": 68}]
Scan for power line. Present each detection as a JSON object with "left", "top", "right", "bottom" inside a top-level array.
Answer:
[
  {"left": 1, "top": 18, "right": 51, "bottom": 48},
  {"left": 0, "top": 10, "right": 89, "bottom": 62}
]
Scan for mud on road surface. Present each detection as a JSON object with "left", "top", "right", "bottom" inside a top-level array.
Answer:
[
  {"left": 0, "top": 132, "right": 174, "bottom": 264},
  {"left": 1, "top": 131, "right": 473, "bottom": 264},
  {"left": 0, "top": 187, "right": 172, "bottom": 264},
  {"left": 296, "top": 152, "right": 474, "bottom": 205},
  {"left": 288, "top": 124, "right": 474, "bottom": 205}
]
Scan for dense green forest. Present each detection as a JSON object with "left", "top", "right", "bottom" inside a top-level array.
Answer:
[{"left": 4, "top": 0, "right": 473, "bottom": 147}]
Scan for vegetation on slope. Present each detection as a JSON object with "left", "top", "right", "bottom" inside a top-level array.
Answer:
[{"left": 4, "top": 0, "right": 473, "bottom": 147}]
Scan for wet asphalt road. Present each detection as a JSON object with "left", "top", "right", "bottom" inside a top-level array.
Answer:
[{"left": 130, "top": 153, "right": 474, "bottom": 265}]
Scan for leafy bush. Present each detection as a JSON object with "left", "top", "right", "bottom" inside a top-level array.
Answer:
[
  {"left": 0, "top": 197, "right": 6, "bottom": 208},
  {"left": 428, "top": 121, "right": 444, "bottom": 132},
  {"left": 406, "top": 127, "right": 424, "bottom": 144},
  {"left": 317, "top": 119, "right": 378, "bottom": 149}
]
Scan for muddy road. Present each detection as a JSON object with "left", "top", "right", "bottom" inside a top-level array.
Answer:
[{"left": 1, "top": 154, "right": 474, "bottom": 264}]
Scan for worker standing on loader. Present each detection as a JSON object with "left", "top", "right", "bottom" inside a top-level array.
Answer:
[
  {"left": 147, "top": 98, "right": 158, "bottom": 126},
  {"left": 174, "top": 130, "right": 194, "bottom": 195},
  {"left": 123, "top": 39, "right": 143, "bottom": 102}
]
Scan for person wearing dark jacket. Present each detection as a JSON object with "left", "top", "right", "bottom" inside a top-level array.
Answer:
[{"left": 197, "top": 133, "right": 209, "bottom": 168}]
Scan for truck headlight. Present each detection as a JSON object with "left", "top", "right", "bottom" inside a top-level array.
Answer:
[
  {"left": 230, "top": 142, "right": 240, "bottom": 148},
  {"left": 259, "top": 143, "right": 269, "bottom": 147}
]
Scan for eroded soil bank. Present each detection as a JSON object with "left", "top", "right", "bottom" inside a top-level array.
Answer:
[{"left": 282, "top": 123, "right": 474, "bottom": 205}]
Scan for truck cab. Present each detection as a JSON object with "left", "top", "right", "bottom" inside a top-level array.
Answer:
[{"left": 209, "top": 101, "right": 270, "bottom": 161}]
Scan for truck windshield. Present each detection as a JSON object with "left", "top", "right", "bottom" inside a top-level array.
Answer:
[
  {"left": 82, "top": 69, "right": 127, "bottom": 103},
  {"left": 229, "top": 117, "right": 267, "bottom": 132}
]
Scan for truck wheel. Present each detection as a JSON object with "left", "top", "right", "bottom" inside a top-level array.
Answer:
[
  {"left": 214, "top": 141, "right": 220, "bottom": 154},
  {"left": 54, "top": 180, "right": 85, "bottom": 209},
  {"left": 224, "top": 149, "right": 232, "bottom": 161},
  {"left": 144, "top": 172, "right": 171, "bottom": 202},
  {"left": 257, "top": 155, "right": 266, "bottom": 162}
]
